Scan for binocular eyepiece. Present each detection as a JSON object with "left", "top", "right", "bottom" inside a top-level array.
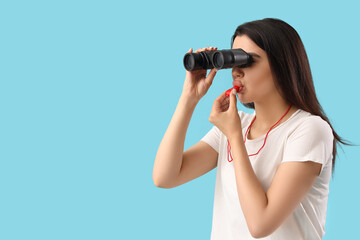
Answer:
[{"left": 183, "top": 48, "right": 253, "bottom": 71}]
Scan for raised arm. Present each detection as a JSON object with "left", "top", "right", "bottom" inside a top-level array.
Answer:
[{"left": 153, "top": 47, "right": 218, "bottom": 188}]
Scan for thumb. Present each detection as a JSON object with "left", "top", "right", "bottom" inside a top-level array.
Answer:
[
  {"left": 205, "top": 68, "right": 217, "bottom": 87},
  {"left": 229, "top": 88, "right": 238, "bottom": 110}
]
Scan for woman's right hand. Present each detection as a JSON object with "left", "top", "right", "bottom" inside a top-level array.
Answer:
[{"left": 181, "top": 47, "right": 218, "bottom": 104}]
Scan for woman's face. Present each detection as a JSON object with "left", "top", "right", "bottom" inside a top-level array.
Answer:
[{"left": 232, "top": 35, "right": 279, "bottom": 104}]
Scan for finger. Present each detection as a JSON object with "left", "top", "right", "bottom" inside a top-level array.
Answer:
[
  {"left": 204, "top": 68, "right": 218, "bottom": 87},
  {"left": 229, "top": 88, "right": 238, "bottom": 110},
  {"left": 221, "top": 103, "right": 230, "bottom": 111},
  {"left": 210, "top": 97, "right": 222, "bottom": 115},
  {"left": 194, "top": 48, "right": 204, "bottom": 53},
  {"left": 221, "top": 94, "right": 230, "bottom": 105},
  {"left": 221, "top": 95, "right": 229, "bottom": 103},
  {"left": 215, "top": 94, "right": 228, "bottom": 112},
  {"left": 212, "top": 90, "right": 227, "bottom": 109},
  {"left": 220, "top": 102, "right": 228, "bottom": 109},
  {"left": 187, "top": 48, "right": 193, "bottom": 53},
  {"left": 195, "top": 46, "right": 218, "bottom": 53}
]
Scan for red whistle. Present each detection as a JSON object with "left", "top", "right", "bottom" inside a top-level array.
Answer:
[{"left": 225, "top": 86, "right": 241, "bottom": 97}]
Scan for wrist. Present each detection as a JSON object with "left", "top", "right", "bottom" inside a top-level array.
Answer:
[
  {"left": 180, "top": 94, "right": 199, "bottom": 109},
  {"left": 228, "top": 131, "right": 244, "bottom": 144}
]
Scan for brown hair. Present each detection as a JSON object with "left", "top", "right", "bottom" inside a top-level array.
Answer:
[{"left": 231, "top": 18, "right": 351, "bottom": 174}]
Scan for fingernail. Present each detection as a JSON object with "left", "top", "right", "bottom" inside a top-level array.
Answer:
[{"left": 231, "top": 89, "right": 236, "bottom": 95}]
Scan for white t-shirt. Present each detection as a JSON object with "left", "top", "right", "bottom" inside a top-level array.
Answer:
[{"left": 201, "top": 109, "right": 333, "bottom": 240}]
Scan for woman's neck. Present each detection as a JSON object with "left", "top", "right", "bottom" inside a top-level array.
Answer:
[{"left": 252, "top": 96, "right": 297, "bottom": 131}]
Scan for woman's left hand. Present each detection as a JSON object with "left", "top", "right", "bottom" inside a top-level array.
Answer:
[{"left": 209, "top": 89, "right": 243, "bottom": 140}]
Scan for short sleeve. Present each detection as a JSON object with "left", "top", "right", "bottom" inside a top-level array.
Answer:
[
  {"left": 282, "top": 116, "right": 334, "bottom": 172},
  {"left": 200, "top": 125, "right": 222, "bottom": 153}
]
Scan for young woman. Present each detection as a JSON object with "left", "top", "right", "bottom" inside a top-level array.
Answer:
[{"left": 153, "top": 18, "right": 348, "bottom": 239}]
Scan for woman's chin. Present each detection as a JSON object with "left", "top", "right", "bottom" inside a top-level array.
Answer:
[
  {"left": 238, "top": 99, "right": 254, "bottom": 105},
  {"left": 236, "top": 94, "right": 248, "bottom": 104}
]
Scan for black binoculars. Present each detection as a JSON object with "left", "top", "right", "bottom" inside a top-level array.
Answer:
[{"left": 183, "top": 48, "right": 253, "bottom": 71}]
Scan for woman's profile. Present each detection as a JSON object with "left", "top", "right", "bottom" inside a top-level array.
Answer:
[{"left": 153, "top": 18, "right": 349, "bottom": 239}]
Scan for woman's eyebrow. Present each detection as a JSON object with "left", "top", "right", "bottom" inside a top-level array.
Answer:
[{"left": 248, "top": 52, "right": 261, "bottom": 58}]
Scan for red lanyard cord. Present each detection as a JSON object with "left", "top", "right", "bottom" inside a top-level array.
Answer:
[{"left": 227, "top": 104, "right": 292, "bottom": 162}]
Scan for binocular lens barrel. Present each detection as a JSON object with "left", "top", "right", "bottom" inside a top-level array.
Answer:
[
  {"left": 183, "top": 51, "right": 215, "bottom": 71},
  {"left": 213, "top": 49, "right": 252, "bottom": 69},
  {"left": 183, "top": 48, "right": 253, "bottom": 71}
]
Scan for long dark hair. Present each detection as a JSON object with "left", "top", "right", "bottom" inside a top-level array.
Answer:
[{"left": 231, "top": 18, "right": 351, "bottom": 174}]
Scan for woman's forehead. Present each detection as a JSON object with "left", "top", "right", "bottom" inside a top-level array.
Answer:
[
  {"left": 232, "top": 35, "right": 264, "bottom": 58},
  {"left": 233, "top": 35, "right": 257, "bottom": 49}
]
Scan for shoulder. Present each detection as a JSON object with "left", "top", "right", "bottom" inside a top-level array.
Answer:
[
  {"left": 289, "top": 110, "right": 333, "bottom": 140},
  {"left": 282, "top": 110, "right": 334, "bottom": 169}
]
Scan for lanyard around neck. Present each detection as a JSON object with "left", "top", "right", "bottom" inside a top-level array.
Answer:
[{"left": 227, "top": 104, "right": 292, "bottom": 162}]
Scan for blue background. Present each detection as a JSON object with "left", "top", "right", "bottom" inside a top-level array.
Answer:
[{"left": 1, "top": 0, "right": 359, "bottom": 239}]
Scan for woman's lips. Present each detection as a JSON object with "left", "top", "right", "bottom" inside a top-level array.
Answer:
[
  {"left": 232, "top": 81, "right": 243, "bottom": 88},
  {"left": 225, "top": 85, "right": 243, "bottom": 97},
  {"left": 232, "top": 81, "right": 244, "bottom": 93},
  {"left": 225, "top": 81, "right": 244, "bottom": 97}
]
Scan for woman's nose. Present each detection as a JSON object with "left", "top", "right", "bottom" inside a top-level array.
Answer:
[{"left": 232, "top": 68, "right": 245, "bottom": 79}]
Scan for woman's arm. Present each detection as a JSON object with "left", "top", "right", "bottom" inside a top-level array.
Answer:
[
  {"left": 152, "top": 95, "right": 198, "bottom": 188},
  {"left": 152, "top": 47, "right": 218, "bottom": 188},
  {"left": 228, "top": 134, "right": 321, "bottom": 238}
]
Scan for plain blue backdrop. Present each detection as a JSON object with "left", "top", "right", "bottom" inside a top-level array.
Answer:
[{"left": 1, "top": 0, "right": 359, "bottom": 239}]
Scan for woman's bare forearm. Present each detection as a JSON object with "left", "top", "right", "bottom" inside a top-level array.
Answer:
[{"left": 153, "top": 95, "right": 198, "bottom": 188}]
